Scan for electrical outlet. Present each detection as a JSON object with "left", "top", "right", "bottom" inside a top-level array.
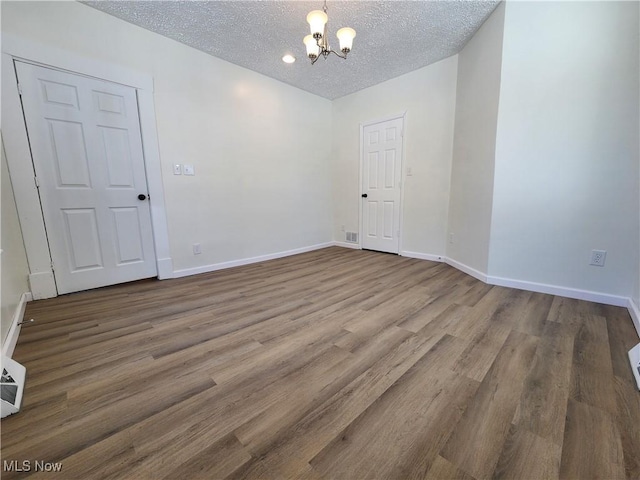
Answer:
[
  {"left": 341, "top": 225, "right": 345, "bottom": 232},
  {"left": 173, "top": 164, "right": 182, "bottom": 175},
  {"left": 183, "top": 164, "right": 195, "bottom": 176},
  {"left": 449, "top": 232, "right": 454, "bottom": 244},
  {"left": 406, "top": 167, "right": 413, "bottom": 177},
  {"left": 590, "top": 249, "right": 606, "bottom": 266},
  {"left": 193, "top": 243, "right": 202, "bottom": 255}
]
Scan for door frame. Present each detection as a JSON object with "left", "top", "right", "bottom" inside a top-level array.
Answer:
[
  {"left": 359, "top": 112, "right": 407, "bottom": 254},
  {"left": 2, "top": 33, "right": 172, "bottom": 299}
]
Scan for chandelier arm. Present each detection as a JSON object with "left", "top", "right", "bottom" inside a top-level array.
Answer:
[{"left": 330, "top": 49, "right": 347, "bottom": 60}]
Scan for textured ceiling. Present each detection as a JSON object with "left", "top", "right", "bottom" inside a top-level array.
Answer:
[{"left": 83, "top": 0, "right": 501, "bottom": 100}]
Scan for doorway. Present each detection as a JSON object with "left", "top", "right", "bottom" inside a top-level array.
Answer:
[
  {"left": 360, "top": 115, "right": 404, "bottom": 254},
  {"left": 15, "top": 61, "right": 157, "bottom": 294}
]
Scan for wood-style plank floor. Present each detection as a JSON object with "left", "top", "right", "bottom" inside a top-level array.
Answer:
[{"left": 2, "top": 247, "right": 639, "bottom": 479}]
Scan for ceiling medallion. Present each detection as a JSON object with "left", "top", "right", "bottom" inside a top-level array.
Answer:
[{"left": 303, "top": 1, "right": 356, "bottom": 65}]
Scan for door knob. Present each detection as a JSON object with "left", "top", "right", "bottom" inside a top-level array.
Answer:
[
  {"left": 138, "top": 194, "right": 147, "bottom": 201},
  {"left": 361, "top": 193, "right": 368, "bottom": 198}
]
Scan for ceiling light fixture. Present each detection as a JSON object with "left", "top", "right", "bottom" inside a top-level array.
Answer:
[
  {"left": 282, "top": 54, "right": 296, "bottom": 64},
  {"left": 303, "top": 1, "right": 356, "bottom": 65}
]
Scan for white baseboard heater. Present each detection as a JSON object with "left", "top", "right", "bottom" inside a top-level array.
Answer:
[
  {"left": 629, "top": 343, "right": 640, "bottom": 391},
  {"left": 1, "top": 356, "right": 26, "bottom": 418}
]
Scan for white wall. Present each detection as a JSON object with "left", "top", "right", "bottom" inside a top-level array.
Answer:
[
  {"left": 489, "top": 1, "right": 640, "bottom": 298},
  {"left": 3, "top": 1, "right": 639, "bottom": 310},
  {"left": 636, "top": 0, "right": 640, "bottom": 310},
  {"left": 2, "top": 1, "right": 333, "bottom": 274},
  {"left": 331, "top": 56, "right": 458, "bottom": 256},
  {"left": 1, "top": 134, "right": 30, "bottom": 345},
  {"left": 447, "top": 2, "right": 505, "bottom": 274}
]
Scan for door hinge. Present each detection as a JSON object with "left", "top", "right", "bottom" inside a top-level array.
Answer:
[
  {"left": 50, "top": 260, "right": 55, "bottom": 272},
  {"left": 34, "top": 176, "right": 39, "bottom": 188},
  {"left": 17, "top": 83, "right": 23, "bottom": 96}
]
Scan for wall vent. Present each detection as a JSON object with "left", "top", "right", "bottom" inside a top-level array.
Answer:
[{"left": 346, "top": 232, "right": 358, "bottom": 243}]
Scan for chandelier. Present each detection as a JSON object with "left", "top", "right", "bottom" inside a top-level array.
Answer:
[{"left": 303, "top": 1, "right": 356, "bottom": 65}]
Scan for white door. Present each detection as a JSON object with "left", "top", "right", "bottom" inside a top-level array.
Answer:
[
  {"left": 361, "top": 117, "right": 404, "bottom": 254},
  {"left": 16, "top": 61, "right": 157, "bottom": 294}
]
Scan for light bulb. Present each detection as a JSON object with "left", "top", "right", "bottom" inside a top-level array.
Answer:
[
  {"left": 303, "top": 35, "right": 320, "bottom": 59},
  {"left": 307, "top": 10, "right": 328, "bottom": 39},
  {"left": 336, "top": 27, "right": 356, "bottom": 53}
]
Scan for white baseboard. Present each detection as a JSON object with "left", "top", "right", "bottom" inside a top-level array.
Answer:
[
  {"left": 172, "top": 242, "right": 334, "bottom": 278},
  {"left": 487, "top": 275, "right": 629, "bottom": 307},
  {"left": 2, "top": 292, "right": 32, "bottom": 359},
  {"left": 628, "top": 298, "right": 640, "bottom": 339},
  {"left": 401, "top": 251, "right": 444, "bottom": 262},
  {"left": 443, "top": 256, "right": 632, "bottom": 314},
  {"left": 333, "top": 241, "right": 361, "bottom": 250},
  {"left": 156, "top": 257, "right": 173, "bottom": 280},
  {"left": 444, "top": 257, "right": 488, "bottom": 283}
]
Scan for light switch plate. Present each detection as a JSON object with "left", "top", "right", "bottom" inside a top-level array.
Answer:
[
  {"left": 183, "top": 164, "right": 195, "bottom": 176},
  {"left": 173, "top": 164, "right": 182, "bottom": 175}
]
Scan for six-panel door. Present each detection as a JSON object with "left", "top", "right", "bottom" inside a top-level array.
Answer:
[
  {"left": 16, "top": 62, "right": 157, "bottom": 294},
  {"left": 361, "top": 117, "right": 404, "bottom": 254}
]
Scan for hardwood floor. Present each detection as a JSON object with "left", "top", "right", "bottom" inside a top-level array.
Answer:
[{"left": 2, "top": 247, "right": 638, "bottom": 479}]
